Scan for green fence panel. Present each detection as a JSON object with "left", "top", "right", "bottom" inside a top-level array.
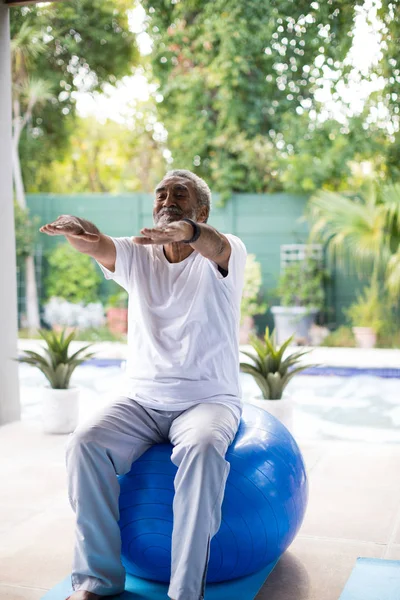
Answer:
[{"left": 26, "top": 192, "right": 373, "bottom": 332}]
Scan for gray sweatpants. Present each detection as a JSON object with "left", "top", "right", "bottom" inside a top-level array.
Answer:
[{"left": 65, "top": 396, "right": 239, "bottom": 600}]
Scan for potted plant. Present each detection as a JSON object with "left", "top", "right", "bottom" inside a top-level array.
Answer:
[
  {"left": 343, "top": 279, "right": 386, "bottom": 348},
  {"left": 106, "top": 289, "right": 128, "bottom": 335},
  {"left": 13, "top": 327, "right": 96, "bottom": 434},
  {"left": 240, "top": 254, "right": 268, "bottom": 344},
  {"left": 271, "top": 255, "right": 328, "bottom": 346},
  {"left": 240, "top": 326, "right": 318, "bottom": 432}
]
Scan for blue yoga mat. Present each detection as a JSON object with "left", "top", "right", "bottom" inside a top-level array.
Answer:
[
  {"left": 41, "top": 558, "right": 278, "bottom": 600},
  {"left": 339, "top": 558, "right": 400, "bottom": 600}
]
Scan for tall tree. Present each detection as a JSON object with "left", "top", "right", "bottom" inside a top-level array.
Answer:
[
  {"left": 10, "top": 0, "right": 139, "bottom": 332},
  {"left": 11, "top": 22, "right": 55, "bottom": 331},
  {"left": 140, "top": 0, "right": 362, "bottom": 202},
  {"left": 376, "top": 0, "right": 400, "bottom": 181},
  {"left": 30, "top": 111, "right": 168, "bottom": 193}
]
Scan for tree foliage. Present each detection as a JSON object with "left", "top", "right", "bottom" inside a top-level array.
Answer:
[
  {"left": 14, "top": 201, "right": 40, "bottom": 262},
  {"left": 278, "top": 113, "right": 388, "bottom": 193},
  {"left": 11, "top": 1, "right": 400, "bottom": 199},
  {"left": 376, "top": 0, "right": 400, "bottom": 181},
  {"left": 44, "top": 243, "right": 102, "bottom": 304},
  {"left": 140, "top": 0, "right": 363, "bottom": 202},
  {"left": 30, "top": 112, "right": 168, "bottom": 193},
  {"left": 10, "top": 0, "right": 140, "bottom": 191}
]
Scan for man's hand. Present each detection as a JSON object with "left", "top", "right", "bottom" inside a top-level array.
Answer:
[
  {"left": 132, "top": 220, "right": 193, "bottom": 245},
  {"left": 39, "top": 215, "right": 100, "bottom": 242}
]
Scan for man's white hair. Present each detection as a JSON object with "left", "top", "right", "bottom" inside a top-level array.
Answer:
[{"left": 163, "top": 169, "right": 212, "bottom": 222}]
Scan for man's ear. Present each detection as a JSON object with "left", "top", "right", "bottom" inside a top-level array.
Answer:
[{"left": 197, "top": 207, "right": 209, "bottom": 223}]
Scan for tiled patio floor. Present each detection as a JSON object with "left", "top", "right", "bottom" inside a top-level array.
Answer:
[{"left": 1, "top": 419, "right": 400, "bottom": 600}]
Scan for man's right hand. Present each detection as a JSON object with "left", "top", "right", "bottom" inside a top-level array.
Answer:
[{"left": 39, "top": 215, "right": 100, "bottom": 243}]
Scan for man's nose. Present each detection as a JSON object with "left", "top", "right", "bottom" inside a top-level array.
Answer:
[{"left": 163, "top": 194, "right": 178, "bottom": 208}]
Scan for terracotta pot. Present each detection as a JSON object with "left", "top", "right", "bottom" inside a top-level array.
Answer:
[
  {"left": 41, "top": 386, "right": 79, "bottom": 434},
  {"left": 106, "top": 307, "right": 128, "bottom": 334},
  {"left": 352, "top": 326, "right": 376, "bottom": 349}
]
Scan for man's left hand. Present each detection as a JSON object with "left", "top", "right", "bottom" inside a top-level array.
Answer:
[{"left": 132, "top": 220, "right": 193, "bottom": 245}]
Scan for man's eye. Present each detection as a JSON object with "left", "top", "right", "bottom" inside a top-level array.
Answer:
[{"left": 156, "top": 193, "right": 185, "bottom": 200}]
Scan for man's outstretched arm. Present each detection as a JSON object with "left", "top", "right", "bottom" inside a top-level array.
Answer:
[
  {"left": 134, "top": 221, "right": 232, "bottom": 271},
  {"left": 186, "top": 223, "right": 231, "bottom": 271},
  {"left": 39, "top": 214, "right": 117, "bottom": 272}
]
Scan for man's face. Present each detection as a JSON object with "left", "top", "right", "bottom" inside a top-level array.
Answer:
[{"left": 153, "top": 176, "right": 206, "bottom": 227}]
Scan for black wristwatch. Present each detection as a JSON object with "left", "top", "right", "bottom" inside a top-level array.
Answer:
[{"left": 181, "top": 218, "right": 201, "bottom": 243}]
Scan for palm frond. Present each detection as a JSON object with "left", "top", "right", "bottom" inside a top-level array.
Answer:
[
  {"left": 240, "top": 350, "right": 265, "bottom": 375},
  {"left": 247, "top": 333, "right": 268, "bottom": 361},
  {"left": 16, "top": 350, "right": 51, "bottom": 369},
  {"left": 279, "top": 349, "right": 314, "bottom": 373},
  {"left": 68, "top": 345, "right": 97, "bottom": 362},
  {"left": 306, "top": 189, "right": 388, "bottom": 279},
  {"left": 386, "top": 248, "right": 400, "bottom": 299},
  {"left": 240, "top": 363, "right": 271, "bottom": 399},
  {"left": 275, "top": 334, "right": 296, "bottom": 363},
  {"left": 282, "top": 363, "right": 321, "bottom": 386},
  {"left": 381, "top": 183, "right": 400, "bottom": 230}
]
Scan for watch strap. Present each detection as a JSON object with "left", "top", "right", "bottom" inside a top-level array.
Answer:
[{"left": 181, "top": 218, "right": 201, "bottom": 243}]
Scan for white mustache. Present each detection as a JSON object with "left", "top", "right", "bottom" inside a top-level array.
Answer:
[{"left": 160, "top": 209, "right": 181, "bottom": 216}]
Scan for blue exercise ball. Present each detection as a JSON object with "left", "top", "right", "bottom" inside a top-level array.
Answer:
[{"left": 117, "top": 403, "right": 308, "bottom": 583}]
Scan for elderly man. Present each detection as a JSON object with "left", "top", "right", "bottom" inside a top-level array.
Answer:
[{"left": 40, "top": 169, "right": 247, "bottom": 600}]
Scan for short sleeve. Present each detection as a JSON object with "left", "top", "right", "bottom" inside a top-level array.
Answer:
[
  {"left": 209, "top": 233, "right": 247, "bottom": 301},
  {"left": 222, "top": 233, "right": 247, "bottom": 288},
  {"left": 95, "top": 236, "right": 134, "bottom": 292}
]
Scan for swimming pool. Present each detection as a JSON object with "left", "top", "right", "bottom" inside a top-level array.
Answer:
[{"left": 17, "top": 360, "right": 400, "bottom": 444}]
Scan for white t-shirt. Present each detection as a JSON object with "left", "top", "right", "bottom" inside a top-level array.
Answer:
[{"left": 96, "top": 232, "right": 247, "bottom": 426}]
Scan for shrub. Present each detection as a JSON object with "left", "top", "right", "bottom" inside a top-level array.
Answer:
[
  {"left": 320, "top": 325, "right": 356, "bottom": 347},
  {"left": 343, "top": 280, "right": 386, "bottom": 334},
  {"left": 44, "top": 242, "right": 102, "bottom": 304},
  {"left": 240, "top": 254, "right": 268, "bottom": 325},
  {"left": 276, "top": 256, "right": 328, "bottom": 310}
]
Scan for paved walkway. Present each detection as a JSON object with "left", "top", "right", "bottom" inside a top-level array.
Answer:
[
  {"left": 2, "top": 341, "right": 399, "bottom": 599},
  {"left": 1, "top": 417, "right": 400, "bottom": 600}
]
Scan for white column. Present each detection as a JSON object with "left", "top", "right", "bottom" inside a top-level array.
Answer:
[{"left": 0, "top": 3, "right": 21, "bottom": 425}]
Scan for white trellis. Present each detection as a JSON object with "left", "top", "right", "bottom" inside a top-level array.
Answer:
[{"left": 280, "top": 243, "right": 323, "bottom": 270}]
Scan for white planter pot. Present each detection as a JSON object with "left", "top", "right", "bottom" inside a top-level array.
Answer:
[
  {"left": 271, "top": 305, "right": 319, "bottom": 346},
  {"left": 41, "top": 386, "right": 80, "bottom": 434},
  {"left": 352, "top": 326, "right": 376, "bottom": 349},
  {"left": 245, "top": 394, "right": 294, "bottom": 434}
]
